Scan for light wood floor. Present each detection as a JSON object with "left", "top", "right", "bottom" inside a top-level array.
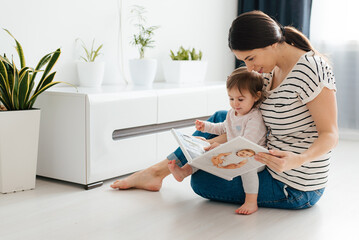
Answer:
[{"left": 0, "top": 139, "right": 358, "bottom": 240}]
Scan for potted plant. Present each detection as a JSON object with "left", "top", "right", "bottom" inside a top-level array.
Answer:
[
  {"left": 76, "top": 38, "right": 105, "bottom": 87},
  {"left": 128, "top": 5, "right": 159, "bottom": 86},
  {"left": 0, "top": 29, "right": 69, "bottom": 193},
  {"left": 163, "top": 46, "right": 208, "bottom": 84}
]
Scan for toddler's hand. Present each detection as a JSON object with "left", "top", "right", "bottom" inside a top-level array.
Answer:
[
  {"left": 195, "top": 120, "right": 205, "bottom": 131},
  {"left": 204, "top": 142, "right": 220, "bottom": 151},
  {"left": 194, "top": 136, "right": 207, "bottom": 141}
]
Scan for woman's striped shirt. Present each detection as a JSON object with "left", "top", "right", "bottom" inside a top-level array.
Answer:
[{"left": 260, "top": 51, "right": 336, "bottom": 191}]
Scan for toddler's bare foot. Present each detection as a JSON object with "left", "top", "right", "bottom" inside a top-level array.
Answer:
[
  {"left": 168, "top": 161, "right": 192, "bottom": 182},
  {"left": 235, "top": 201, "right": 258, "bottom": 215},
  {"left": 110, "top": 160, "right": 169, "bottom": 191}
]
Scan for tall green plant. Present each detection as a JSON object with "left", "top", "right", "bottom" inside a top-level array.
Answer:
[
  {"left": 129, "top": 5, "right": 159, "bottom": 59},
  {"left": 0, "top": 29, "right": 71, "bottom": 110}
]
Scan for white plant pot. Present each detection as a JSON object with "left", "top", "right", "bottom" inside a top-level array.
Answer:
[
  {"left": 163, "top": 60, "right": 208, "bottom": 84},
  {"left": 129, "top": 59, "right": 157, "bottom": 86},
  {"left": 77, "top": 61, "right": 105, "bottom": 87},
  {"left": 0, "top": 109, "right": 41, "bottom": 193}
]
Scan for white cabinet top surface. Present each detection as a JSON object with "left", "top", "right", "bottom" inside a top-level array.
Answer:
[{"left": 45, "top": 82, "right": 226, "bottom": 96}]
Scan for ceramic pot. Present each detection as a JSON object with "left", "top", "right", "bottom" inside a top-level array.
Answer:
[
  {"left": 163, "top": 60, "right": 208, "bottom": 84},
  {"left": 129, "top": 59, "right": 157, "bottom": 86},
  {"left": 0, "top": 109, "right": 41, "bottom": 193},
  {"left": 77, "top": 61, "right": 105, "bottom": 87}
]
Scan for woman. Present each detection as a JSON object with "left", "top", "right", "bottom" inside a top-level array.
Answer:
[{"left": 111, "top": 10, "right": 338, "bottom": 211}]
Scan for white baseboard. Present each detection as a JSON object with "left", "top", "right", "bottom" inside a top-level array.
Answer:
[{"left": 339, "top": 128, "right": 359, "bottom": 141}]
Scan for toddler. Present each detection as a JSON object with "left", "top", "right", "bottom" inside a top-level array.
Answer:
[{"left": 168, "top": 67, "right": 267, "bottom": 215}]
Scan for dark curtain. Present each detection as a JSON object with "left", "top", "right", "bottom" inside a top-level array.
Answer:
[{"left": 236, "top": 0, "right": 312, "bottom": 67}]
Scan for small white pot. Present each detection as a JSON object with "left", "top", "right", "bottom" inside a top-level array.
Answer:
[
  {"left": 163, "top": 60, "right": 208, "bottom": 84},
  {"left": 0, "top": 109, "right": 41, "bottom": 193},
  {"left": 77, "top": 61, "right": 105, "bottom": 87},
  {"left": 129, "top": 59, "right": 157, "bottom": 86}
]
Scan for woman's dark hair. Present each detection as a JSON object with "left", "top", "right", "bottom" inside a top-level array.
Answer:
[
  {"left": 228, "top": 10, "right": 314, "bottom": 52},
  {"left": 227, "top": 67, "right": 265, "bottom": 108}
]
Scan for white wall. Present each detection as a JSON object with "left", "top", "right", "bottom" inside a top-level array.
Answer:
[{"left": 0, "top": 0, "right": 237, "bottom": 86}]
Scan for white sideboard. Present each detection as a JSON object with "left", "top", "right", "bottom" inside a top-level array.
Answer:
[{"left": 34, "top": 82, "right": 228, "bottom": 189}]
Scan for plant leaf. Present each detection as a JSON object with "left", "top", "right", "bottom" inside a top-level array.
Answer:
[
  {"left": 0, "top": 90, "right": 11, "bottom": 110},
  {"left": 3, "top": 28, "right": 26, "bottom": 68},
  {"left": 38, "top": 72, "right": 56, "bottom": 91},
  {"left": 19, "top": 67, "right": 32, "bottom": 79},
  {"left": 0, "top": 72, "right": 6, "bottom": 91},
  {"left": 23, "top": 78, "right": 35, "bottom": 109},
  {"left": 30, "top": 52, "right": 52, "bottom": 83},
  {"left": 28, "top": 80, "right": 76, "bottom": 109},
  {"left": 0, "top": 74, "right": 12, "bottom": 109},
  {"left": 6, "top": 59, "right": 15, "bottom": 95},
  {"left": 83, "top": 45, "right": 91, "bottom": 61},
  {"left": 0, "top": 97, "right": 10, "bottom": 110},
  {"left": 0, "top": 58, "right": 8, "bottom": 83},
  {"left": 0, "top": 54, "right": 11, "bottom": 65},
  {"left": 10, "top": 60, "right": 20, "bottom": 110},
  {"left": 35, "top": 48, "right": 61, "bottom": 93},
  {"left": 18, "top": 70, "right": 30, "bottom": 109},
  {"left": 92, "top": 44, "right": 103, "bottom": 61},
  {"left": 80, "top": 56, "right": 88, "bottom": 62},
  {"left": 28, "top": 81, "right": 60, "bottom": 108}
]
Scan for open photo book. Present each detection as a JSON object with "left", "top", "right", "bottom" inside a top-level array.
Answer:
[{"left": 171, "top": 129, "right": 269, "bottom": 181}]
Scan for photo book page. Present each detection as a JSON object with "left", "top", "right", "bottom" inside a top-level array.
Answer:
[{"left": 171, "top": 128, "right": 269, "bottom": 181}]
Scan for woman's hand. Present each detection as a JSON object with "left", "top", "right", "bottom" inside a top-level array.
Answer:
[{"left": 254, "top": 149, "right": 304, "bottom": 172}]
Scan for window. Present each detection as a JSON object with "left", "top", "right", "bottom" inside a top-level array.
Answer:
[{"left": 311, "top": 0, "right": 359, "bottom": 137}]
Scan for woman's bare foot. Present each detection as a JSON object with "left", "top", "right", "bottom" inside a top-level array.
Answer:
[
  {"left": 168, "top": 161, "right": 192, "bottom": 182},
  {"left": 110, "top": 160, "right": 170, "bottom": 191},
  {"left": 235, "top": 194, "right": 258, "bottom": 215},
  {"left": 235, "top": 202, "right": 258, "bottom": 215}
]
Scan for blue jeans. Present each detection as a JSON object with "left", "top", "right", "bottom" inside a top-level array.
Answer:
[{"left": 168, "top": 110, "right": 325, "bottom": 209}]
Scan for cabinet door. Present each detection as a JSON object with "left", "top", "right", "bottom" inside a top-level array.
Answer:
[
  {"left": 157, "top": 88, "right": 207, "bottom": 123},
  {"left": 86, "top": 92, "right": 158, "bottom": 183},
  {"left": 88, "top": 134, "right": 157, "bottom": 183},
  {"left": 88, "top": 91, "right": 158, "bottom": 129}
]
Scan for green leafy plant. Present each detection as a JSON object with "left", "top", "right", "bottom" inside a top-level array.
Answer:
[
  {"left": 170, "top": 46, "right": 190, "bottom": 60},
  {"left": 76, "top": 38, "right": 103, "bottom": 62},
  {"left": 190, "top": 48, "right": 203, "bottom": 61},
  {"left": 130, "top": 5, "right": 159, "bottom": 59},
  {"left": 170, "top": 46, "right": 203, "bottom": 61},
  {"left": 0, "top": 29, "right": 71, "bottom": 111}
]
